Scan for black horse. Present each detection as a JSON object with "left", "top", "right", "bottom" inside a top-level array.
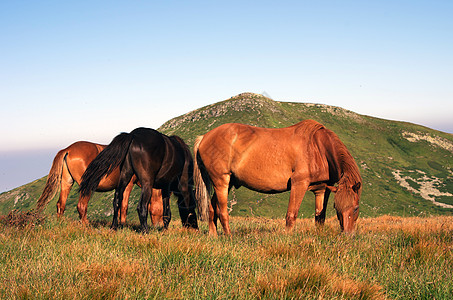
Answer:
[{"left": 79, "top": 128, "right": 198, "bottom": 232}]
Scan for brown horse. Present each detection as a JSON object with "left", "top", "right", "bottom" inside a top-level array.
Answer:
[
  {"left": 36, "top": 141, "right": 164, "bottom": 225},
  {"left": 194, "top": 120, "right": 362, "bottom": 235}
]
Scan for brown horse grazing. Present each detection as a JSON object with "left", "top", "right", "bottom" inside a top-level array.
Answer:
[
  {"left": 194, "top": 120, "right": 362, "bottom": 235},
  {"left": 36, "top": 141, "right": 164, "bottom": 225}
]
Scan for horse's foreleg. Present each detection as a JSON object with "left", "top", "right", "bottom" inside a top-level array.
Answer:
[
  {"left": 161, "top": 189, "right": 171, "bottom": 229},
  {"left": 175, "top": 193, "right": 198, "bottom": 229},
  {"left": 119, "top": 179, "right": 135, "bottom": 226},
  {"left": 314, "top": 188, "right": 330, "bottom": 226},
  {"left": 184, "top": 190, "right": 198, "bottom": 229},
  {"left": 77, "top": 194, "right": 90, "bottom": 224},
  {"left": 149, "top": 189, "right": 164, "bottom": 227},
  {"left": 176, "top": 185, "right": 198, "bottom": 229},
  {"left": 286, "top": 180, "right": 309, "bottom": 230}
]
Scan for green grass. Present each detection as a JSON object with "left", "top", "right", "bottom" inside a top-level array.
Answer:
[{"left": 1, "top": 211, "right": 452, "bottom": 299}]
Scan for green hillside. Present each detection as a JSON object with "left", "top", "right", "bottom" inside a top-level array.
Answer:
[{"left": 1, "top": 92, "right": 452, "bottom": 223}]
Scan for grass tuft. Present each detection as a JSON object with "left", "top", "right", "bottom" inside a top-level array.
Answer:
[{"left": 0, "top": 209, "right": 46, "bottom": 228}]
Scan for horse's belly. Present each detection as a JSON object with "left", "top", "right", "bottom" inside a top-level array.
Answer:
[
  {"left": 96, "top": 173, "right": 119, "bottom": 191},
  {"left": 242, "top": 178, "right": 289, "bottom": 193},
  {"left": 231, "top": 150, "right": 293, "bottom": 193},
  {"left": 233, "top": 168, "right": 291, "bottom": 193}
]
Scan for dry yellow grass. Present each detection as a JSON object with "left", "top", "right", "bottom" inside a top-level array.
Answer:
[{"left": 0, "top": 214, "right": 452, "bottom": 299}]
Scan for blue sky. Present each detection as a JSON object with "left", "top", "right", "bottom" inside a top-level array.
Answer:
[{"left": 1, "top": 1, "right": 452, "bottom": 192}]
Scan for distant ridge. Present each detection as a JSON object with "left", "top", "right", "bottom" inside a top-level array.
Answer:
[{"left": 1, "top": 93, "right": 452, "bottom": 221}]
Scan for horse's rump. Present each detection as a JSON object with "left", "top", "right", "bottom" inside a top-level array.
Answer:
[{"left": 37, "top": 141, "right": 108, "bottom": 210}]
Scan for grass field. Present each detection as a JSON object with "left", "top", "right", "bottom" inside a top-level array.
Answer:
[{"left": 1, "top": 212, "right": 452, "bottom": 299}]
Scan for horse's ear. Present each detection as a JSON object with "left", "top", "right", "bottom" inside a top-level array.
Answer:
[
  {"left": 327, "top": 186, "right": 338, "bottom": 193},
  {"left": 352, "top": 182, "right": 361, "bottom": 193}
]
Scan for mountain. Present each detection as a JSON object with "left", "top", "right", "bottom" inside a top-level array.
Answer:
[{"left": 1, "top": 93, "right": 452, "bottom": 222}]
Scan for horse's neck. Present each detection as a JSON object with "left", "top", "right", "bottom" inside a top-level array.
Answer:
[
  {"left": 325, "top": 132, "right": 360, "bottom": 185},
  {"left": 337, "top": 152, "right": 361, "bottom": 186}
]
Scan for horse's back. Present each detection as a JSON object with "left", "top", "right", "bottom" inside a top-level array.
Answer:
[
  {"left": 66, "top": 141, "right": 106, "bottom": 158},
  {"left": 201, "top": 121, "right": 316, "bottom": 158}
]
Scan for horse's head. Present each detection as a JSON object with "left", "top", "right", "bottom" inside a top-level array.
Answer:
[{"left": 328, "top": 181, "right": 361, "bottom": 233}]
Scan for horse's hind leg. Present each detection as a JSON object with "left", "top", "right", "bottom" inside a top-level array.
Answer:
[
  {"left": 212, "top": 181, "right": 231, "bottom": 235},
  {"left": 137, "top": 184, "right": 153, "bottom": 233},
  {"left": 112, "top": 181, "right": 129, "bottom": 230},
  {"left": 57, "top": 164, "right": 73, "bottom": 216},
  {"left": 112, "top": 188, "right": 124, "bottom": 230},
  {"left": 208, "top": 192, "right": 219, "bottom": 235}
]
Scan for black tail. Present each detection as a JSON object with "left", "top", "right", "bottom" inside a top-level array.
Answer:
[
  {"left": 171, "top": 135, "right": 194, "bottom": 208},
  {"left": 79, "top": 133, "right": 133, "bottom": 197}
]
